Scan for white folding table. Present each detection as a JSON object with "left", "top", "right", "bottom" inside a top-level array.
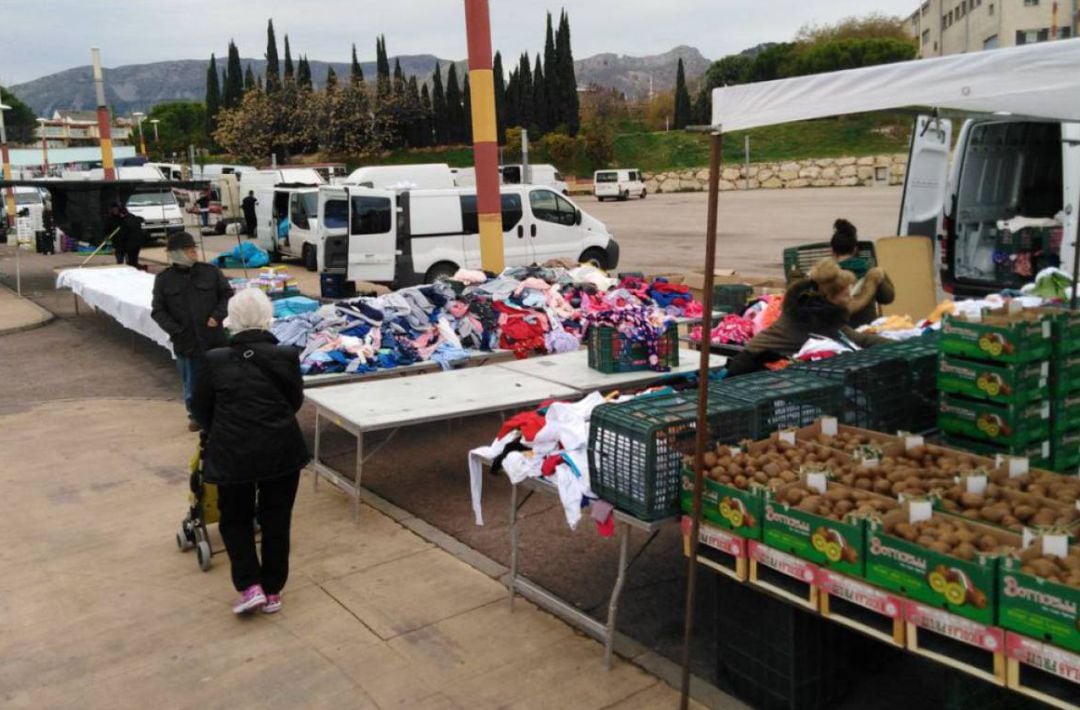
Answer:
[
  {"left": 302, "top": 349, "right": 514, "bottom": 388},
  {"left": 307, "top": 366, "right": 579, "bottom": 519},
  {"left": 494, "top": 348, "right": 726, "bottom": 392}
]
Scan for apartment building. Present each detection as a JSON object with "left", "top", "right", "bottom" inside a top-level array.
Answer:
[
  {"left": 33, "top": 110, "right": 133, "bottom": 148},
  {"left": 908, "top": 0, "right": 1077, "bottom": 56}
]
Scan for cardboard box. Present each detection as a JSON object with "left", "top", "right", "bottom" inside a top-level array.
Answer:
[
  {"left": 942, "top": 434, "right": 1053, "bottom": 469},
  {"left": 1052, "top": 351, "right": 1080, "bottom": 395},
  {"left": 939, "top": 394, "right": 1051, "bottom": 446},
  {"left": 866, "top": 507, "right": 1018, "bottom": 625},
  {"left": 682, "top": 270, "right": 785, "bottom": 304},
  {"left": 998, "top": 543, "right": 1080, "bottom": 653},
  {"left": 938, "top": 356, "right": 1050, "bottom": 405},
  {"left": 763, "top": 484, "right": 876, "bottom": 578},
  {"left": 680, "top": 469, "right": 764, "bottom": 539},
  {"left": 940, "top": 312, "right": 1053, "bottom": 363},
  {"left": 1053, "top": 392, "right": 1080, "bottom": 433},
  {"left": 795, "top": 420, "right": 901, "bottom": 452}
]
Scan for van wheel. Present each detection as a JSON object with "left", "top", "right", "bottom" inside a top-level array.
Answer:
[
  {"left": 640, "top": 189, "right": 647, "bottom": 199},
  {"left": 424, "top": 261, "right": 459, "bottom": 284},
  {"left": 580, "top": 248, "right": 609, "bottom": 270},
  {"left": 620, "top": 191, "right": 630, "bottom": 201},
  {"left": 302, "top": 244, "right": 317, "bottom": 272},
  {"left": 270, "top": 247, "right": 283, "bottom": 264}
]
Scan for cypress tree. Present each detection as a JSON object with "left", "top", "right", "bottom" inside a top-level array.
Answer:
[
  {"left": 505, "top": 68, "right": 519, "bottom": 129},
  {"left": 673, "top": 57, "right": 692, "bottom": 129},
  {"left": 205, "top": 54, "right": 221, "bottom": 134},
  {"left": 420, "top": 82, "right": 434, "bottom": 146},
  {"left": 376, "top": 36, "right": 391, "bottom": 102},
  {"left": 326, "top": 66, "right": 338, "bottom": 92},
  {"left": 265, "top": 19, "right": 280, "bottom": 91},
  {"left": 222, "top": 40, "right": 243, "bottom": 109},
  {"left": 351, "top": 44, "right": 364, "bottom": 85},
  {"left": 462, "top": 73, "right": 472, "bottom": 144},
  {"left": 298, "top": 56, "right": 313, "bottom": 89},
  {"left": 406, "top": 75, "right": 423, "bottom": 146},
  {"left": 556, "top": 11, "right": 580, "bottom": 135},
  {"left": 532, "top": 55, "right": 546, "bottom": 135},
  {"left": 543, "top": 13, "right": 559, "bottom": 131},
  {"left": 283, "top": 35, "right": 294, "bottom": 80},
  {"left": 431, "top": 65, "right": 447, "bottom": 144},
  {"left": 244, "top": 64, "right": 256, "bottom": 92},
  {"left": 393, "top": 59, "right": 406, "bottom": 98},
  {"left": 445, "top": 63, "right": 464, "bottom": 143},
  {"left": 517, "top": 54, "right": 533, "bottom": 135},
  {"left": 493, "top": 51, "right": 507, "bottom": 145}
]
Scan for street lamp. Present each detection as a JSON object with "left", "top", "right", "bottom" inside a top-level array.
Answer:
[
  {"left": 36, "top": 117, "right": 49, "bottom": 174},
  {"left": 132, "top": 111, "right": 147, "bottom": 157},
  {"left": 150, "top": 118, "right": 160, "bottom": 145}
]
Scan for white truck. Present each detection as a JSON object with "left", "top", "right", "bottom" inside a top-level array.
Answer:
[
  {"left": 316, "top": 184, "right": 619, "bottom": 287},
  {"left": 247, "top": 168, "right": 326, "bottom": 270},
  {"left": 593, "top": 169, "right": 646, "bottom": 201},
  {"left": 500, "top": 164, "right": 569, "bottom": 194},
  {"left": 343, "top": 163, "right": 456, "bottom": 190}
]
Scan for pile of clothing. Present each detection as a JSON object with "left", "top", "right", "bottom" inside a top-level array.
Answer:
[
  {"left": 230, "top": 266, "right": 300, "bottom": 300},
  {"left": 272, "top": 265, "right": 699, "bottom": 375},
  {"left": 468, "top": 388, "right": 675, "bottom": 532},
  {"left": 689, "top": 293, "right": 784, "bottom": 347}
]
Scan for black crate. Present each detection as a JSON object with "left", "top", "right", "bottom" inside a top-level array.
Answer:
[
  {"left": 587, "top": 323, "right": 679, "bottom": 374},
  {"left": 874, "top": 334, "right": 941, "bottom": 433},
  {"left": 793, "top": 350, "right": 912, "bottom": 434},
  {"left": 713, "top": 284, "right": 754, "bottom": 314},
  {"left": 716, "top": 576, "right": 852, "bottom": 710},
  {"left": 588, "top": 392, "right": 756, "bottom": 520},
  {"left": 708, "top": 370, "right": 844, "bottom": 437}
]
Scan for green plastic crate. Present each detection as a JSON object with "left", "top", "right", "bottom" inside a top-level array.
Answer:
[
  {"left": 938, "top": 393, "right": 1051, "bottom": 445},
  {"left": 940, "top": 433, "right": 1052, "bottom": 468},
  {"left": 1051, "top": 427, "right": 1080, "bottom": 474},
  {"left": 939, "top": 312, "right": 1053, "bottom": 363},
  {"left": 587, "top": 323, "right": 679, "bottom": 374},
  {"left": 713, "top": 284, "right": 753, "bottom": 314},
  {"left": 874, "top": 334, "right": 940, "bottom": 432},
  {"left": 1053, "top": 351, "right": 1080, "bottom": 394},
  {"left": 793, "top": 350, "right": 912, "bottom": 434},
  {"left": 709, "top": 370, "right": 843, "bottom": 437},
  {"left": 782, "top": 240, "right": 876, "bottom": 283},
  {"left": 588, "top": 392, "right": 756, "bottom": 521},
  {"left": 937, "top": 355, "right": 1050, "bottom": 405}
]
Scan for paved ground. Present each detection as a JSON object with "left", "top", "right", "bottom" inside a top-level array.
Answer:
[{"left": 0, "top": 281, "right": 53, "bottom": 334}]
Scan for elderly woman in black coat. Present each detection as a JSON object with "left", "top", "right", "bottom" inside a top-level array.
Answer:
[{"left": 191, "top": 288, "right": 310, "bottom": 615}]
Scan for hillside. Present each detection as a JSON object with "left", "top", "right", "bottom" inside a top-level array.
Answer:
[{"left": 10, "top": 46, "right": 712, "bottom": 116}]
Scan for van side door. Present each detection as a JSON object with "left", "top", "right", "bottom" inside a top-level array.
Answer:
[
  {"left": 318, "top": 187, "right": 349, "bottom": 272},
  {"left": 461, "top": 191, "right": 533, "bottom": 268},
  {"left": 898, "top": 115, "right": 952, "bottom": 238},
  {"left": 527, "top": 188, "right": 581, "bottom": 262},
  {"left": 345, "top": 187, "right": 397, "bottom": 283}
]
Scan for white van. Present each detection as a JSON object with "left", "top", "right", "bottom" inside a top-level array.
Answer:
[
  {"left": 344, "top": 163, "right": 455, "bottom": 190},
  {"left": 593, "top": 169, "right": 646, "bottom": 201},
  {"left": 900, "top": 115, "right": 1080, "bottom": 297},
  {"left": 149, "top": 162, "right": 185, "bottom": 181},
  {"left": 317, "top": 184, "right": 619, "bottom": 287},
  {"left": 1, "top": 187, "right": 46, "bottom": 233},
  {"left": 253, "top": 185, "right": 322, "bottom": 270},
  {"left": 500, "top": 164, "right": 569, "bottom": 195},
  {"left": 126, "top": 188, "right": 185, "bottom": 241}
]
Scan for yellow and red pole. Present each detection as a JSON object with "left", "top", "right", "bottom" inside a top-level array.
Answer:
[
  {"left": 0, "top": 103, "right": 14, "bottom": 229},
  {"left": 91, "top": 48, "right": 116, "bottom": 180},
  {"left": 464, "top": 0, "right": 504, "bottom": 273}
]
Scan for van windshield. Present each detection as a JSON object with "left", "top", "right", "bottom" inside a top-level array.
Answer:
[
  {"left": 14, "top": 192, "right": 42, "bottom": 205},
  {"left": 128, "top": 191, "right": 177, "bottom": 207},
  {"left": 596, "top": 173, "right": 617, "bottom": 183}
]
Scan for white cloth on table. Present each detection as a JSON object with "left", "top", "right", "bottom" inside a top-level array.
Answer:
[
  {"left": 56, "top": 266, "right": 173, "bottom": 356},
  {"left": 531, "top": 391, "right": 606, "bottom": 456},
  {"left": 467, "top": 431, "right": 520, "bottom": 525},
  {"left": 550, "top": 449, "right": 593, "bottom": 529}
]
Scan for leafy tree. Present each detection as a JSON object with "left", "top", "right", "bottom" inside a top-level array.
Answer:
[
  {"left": 445, "top": 63, "right": 464, "bottom": 144},
  {"left": 673, "top": 58, "right": 692, "bottom": 129},
  {"left": 492, "top": 51, "right": 507, "bottom": 145},
  {"left": 351, "top": 44, "right": 364, "bottom": 85},
  {"left": 214, "top": 90, "right": 276, "bottom": 160},
  {"left": 204, "top": 54, "right": 221, "bottom": 135},
  {"left": 793, "top": 37, "right": 915, "bottom": 74},
  {"left": 582, "top": 122, "right": 614, "bottom": 169},
  {"left": 746, "top": 43, "right": 798, "bottom": 82},
  {"left": 223, "top": 41, "right": 244, "bottom": 109},
  {"left": 265, "top": 19, "right": 280, "bottom": 91},
  {"left": 148, "top": 101, "right": 208, "bottom": 156},
  {"left": 555, "top": 11, "right": 580, "bottom": 135},
  {"left": 796, "top": 13, "right": 913, "bottom": 44},
  {"left": 431, "top": 64, "right": 447, "bottom": 144},
  {"left": 283, "top": 35, "right": 294, "bottom": 80}
]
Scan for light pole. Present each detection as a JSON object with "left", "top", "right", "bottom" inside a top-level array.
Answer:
[
  {"left": 36, "top": 118, "right": 49, "bottom": 174},
  {"left": 0, "top": 102, "right": 15, "bottom": 230},
  {"left": 132, "top": 111, "right": 147, "bottom": 157},
  {"left": 150, "top": 118, "right": 160, "bottom": 151}
]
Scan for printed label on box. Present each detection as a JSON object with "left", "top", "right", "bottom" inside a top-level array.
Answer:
[
  {"left": 749, "top": 540, "right": 817, "bottom": 584},
  {"left": 817, "top": 568, "right": 902, "bottom": 618},
  {"left": 1005, "top": 633, "right": 1080, "bottom": 685},
  {"left": 681, "top": 516, "right": 745, "bottom": 558},
  {"left": 905, "top": 600, "right": 1004, "bottom": 652}
]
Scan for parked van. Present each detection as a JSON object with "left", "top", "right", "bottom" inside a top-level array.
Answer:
[
  {"left": 253, "top": 185, "right": 322, "bottom": 270},
  {"left": 344, "top": 163, "right": 455, "bottom": 190},
  {"left": 500, "top": 164, "right": 568, "bottom": 194},
  {"left": 1, "top": 187, "right": 46, "bottom": 233},
  {"left": 899, "top": 115, "right": 1080, "bottom": 297},
  {"left": 593, "top": 169, "right": 646, "bottom": 201},
  {"left": 317, "top": 184, "right": 619, "bottom": 287},
  {"left": 126, "top": 188, "right": 186, "bottom": 241},
  {"left": 149, "top": 162, "right": 185, "bottom": 181}
]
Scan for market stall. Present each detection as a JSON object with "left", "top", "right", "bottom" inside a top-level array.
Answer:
[{"left": 56, "top": 266, "right": 172, "bottom": 353}]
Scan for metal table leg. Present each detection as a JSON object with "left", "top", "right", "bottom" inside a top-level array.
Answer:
[
  {"left": 509, "top": 483, "right": 518, "bottom": 611},
  {"left": 313, "top": 410, "right": 321, "bottom": 492},
  {"left": 604, "top": 524, "right": 631, "bottom": 670},
  {"left": 353, "top": 432, "right": 363, "bottom": 521}
]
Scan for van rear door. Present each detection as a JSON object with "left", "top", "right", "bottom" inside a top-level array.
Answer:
[
  {"left": 318, "top": 186, "right": 349, "bottom": 272},
  {"left": 898, "top": 115, "right": 952, "bottom": 239},
  {"left": 345, "top": 187, "right": 397, "bottom": 283},
  {"left": 1062, "top": 122, "right": 1080, "bottom": 279}
]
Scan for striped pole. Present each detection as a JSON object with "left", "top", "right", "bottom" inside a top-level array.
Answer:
[
  {"left": 464, "top": 0, "right": 504, "bottom": 273},
  {"left": 0, "top": 104, "right": 14, "bottom": 229},
  {"left": 91, "top": 48, "right": 116, "bottom": 181}
]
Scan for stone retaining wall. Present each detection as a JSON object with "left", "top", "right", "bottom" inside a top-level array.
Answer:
[{"left": 643, "top": 153, "right": 908, "bottom": 193}]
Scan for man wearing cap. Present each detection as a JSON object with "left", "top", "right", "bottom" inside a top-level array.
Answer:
[{"left": 151, "top": 232, "right": 233, "bottom": 430}]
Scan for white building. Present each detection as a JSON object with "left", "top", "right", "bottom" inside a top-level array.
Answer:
[{"left": 908, "top": 0, "right": 1076, "bottom": 56}]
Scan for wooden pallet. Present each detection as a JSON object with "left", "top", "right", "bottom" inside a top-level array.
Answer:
[
  {"left": 904, "top": 600, "right": 1007, "bottom": 685},
  {"left": 747, "top": 540, "right": 819, "bottom": 610},
  {"left": 681, "top": 517, "right": 748, "bottom": 582},
  {"left": 816, "top": 568, "right": 905, "bottom": 647},
  {"left": 1004, "top": 633, "right": 1080, "bottom": 710}
]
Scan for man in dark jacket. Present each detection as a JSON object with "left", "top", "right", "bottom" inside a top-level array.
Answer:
[
  {"left": 241, "top": 191, "right": 258, "bottom": 238},
  {"left": 191, "top": 288, "right": 309, "bottom": 615},
  {"left": 120, "top": 210, "right": 146, "bottom": 267},
  {"left": 151, "top": 231, "right": 232, "bottom": 429},
  {"left": 104, "top": 203, "right": 127, "bottom": 264}
]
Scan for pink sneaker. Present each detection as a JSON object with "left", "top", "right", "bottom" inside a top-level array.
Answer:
[
  {"left": 232, "top": 585, "right": 267, "bottom": 615},
  {"left": 262, "top": 594, "right": 282, "bottom": 614}
]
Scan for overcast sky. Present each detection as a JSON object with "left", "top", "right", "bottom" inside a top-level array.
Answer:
[{"left": 0, "top": 0, "right": 918, "bottom": 85}]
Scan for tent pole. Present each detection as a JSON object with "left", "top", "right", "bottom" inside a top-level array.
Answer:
[
  {"left": 1071, "top": 194, "right": 1080, "bottom": 310},
  {"left": 680, "top": 129, "right": 722, "bottom": 709}
]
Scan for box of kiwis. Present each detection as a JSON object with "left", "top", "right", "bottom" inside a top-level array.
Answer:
[{"left": 998, "top": 538, "right": 1080, "bottom": 653}]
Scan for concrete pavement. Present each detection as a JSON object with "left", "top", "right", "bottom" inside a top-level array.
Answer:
[
  {"left": 0, "top": 398, "right": 705, "bottom": 709},
  {"left": 0, "top": 280, "right": 54, "bottom": 335}
]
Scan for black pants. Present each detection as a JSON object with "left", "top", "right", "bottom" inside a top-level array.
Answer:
[
  {"left": 217, "top": 471, "right": 300, "bottom": 594},
  {"left": 125, "top": 247, "right": 141, "bottom": 267},
  {"left": 244, "top": 213, "right": 257, "bottom": 238}
]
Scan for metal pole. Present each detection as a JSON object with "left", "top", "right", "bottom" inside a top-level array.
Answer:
[
  {"left": 680, "top": 130, "right": 722, "bottom": 709},
  {"left": 744, "top": 135, "right": 750, "bottom": 190},
  {"left": 464, "top": 0, "right": 505, "bottom": 273},
  {"left": 521, "top": 129, "right": 530, "bottom": 185},
  {"left": 1070, "top": 190, "right": 1080, "bottom": 310},
  {"left": 91, "top": 48, "right": 116, "bottom": 180}
]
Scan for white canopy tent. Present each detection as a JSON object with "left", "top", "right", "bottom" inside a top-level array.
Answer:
[{"left": 711, "top": 38, "right": 1080, "bottom": 131}]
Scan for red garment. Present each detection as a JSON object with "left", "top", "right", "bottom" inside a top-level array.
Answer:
[
  {"left": 595, "top": 513, "right": 616, "bottom": 537},
  {"left": 495, "top": 301, "right": 550, "bottom": 358},
  {"left": 541, "top": 454, "right": 562, "bottom": 477},
  {"left": 497, "top": 411, "right": 547, "bottom": 443}
]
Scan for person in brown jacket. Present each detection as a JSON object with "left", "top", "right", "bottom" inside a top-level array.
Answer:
[
  {"left": 830, "top": 219, "right": 894, "bottom": 327},
  {"left": 727, "top": 258, "right": 889, "bottom": 375}
]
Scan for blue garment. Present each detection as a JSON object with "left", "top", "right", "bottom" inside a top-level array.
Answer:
[
  {"left": 215, "top": 241, "right": 270, "bottom": 268},
  {"left": 272, "top": 296, "right": 320, "bottom": 318},
  {"left": 175, "top": 355, "right": 204, "bottom": 415},
  {"left": 431, "top": 343, "right": 469, "bottom": 371}
]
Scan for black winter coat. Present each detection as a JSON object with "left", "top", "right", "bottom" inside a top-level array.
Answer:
[
  {"left": 151, "top": 263, "right": 232, "bottom": 356},
  {"left": 191, "top": 330, "right": 310, "bottom": 485}
]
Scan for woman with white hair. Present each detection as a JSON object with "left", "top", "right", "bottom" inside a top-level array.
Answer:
[{"left": 191, "top": 288, "right": 310, "bottom": 615}]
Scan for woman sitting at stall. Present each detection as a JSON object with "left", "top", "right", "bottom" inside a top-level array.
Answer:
[
  {"left": 830, "top": 218, "right": 894, "bottom": 327},
  {"left": 727, "top": 258, "right": 889, "bottom": 375}
]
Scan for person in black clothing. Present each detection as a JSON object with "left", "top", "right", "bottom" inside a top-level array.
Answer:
[
  {"left": 241, "top": 191, "right": 258, "bottom": 238},
  {"left": 150, "top": 231, "right": 233, "bottom": 430},
  {"left": 104, "top": 203, "right": 127, "bottom": 264},
  {"left": 120, "top": 209, "right": 146, "bottom": 267},
  {"left": 191, "top": 288, "right": 309, "bottom": 615},
  {"left": 196, "top": 191, "right": 210, "bottom": 228}
]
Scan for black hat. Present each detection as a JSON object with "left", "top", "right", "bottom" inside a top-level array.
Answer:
[{"left": 167, "top": 232, "right": 197, "bottom": 251}]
